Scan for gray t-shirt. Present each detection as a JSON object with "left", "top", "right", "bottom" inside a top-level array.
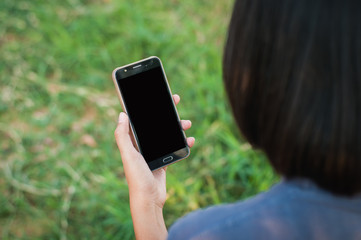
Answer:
[{"left": 168, "top": 179, "right": 361, "bottom": 240}]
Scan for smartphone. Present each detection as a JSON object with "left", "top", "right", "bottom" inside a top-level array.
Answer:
[{"left": 112, "top": 56, "right": 190, "bottom": 170}]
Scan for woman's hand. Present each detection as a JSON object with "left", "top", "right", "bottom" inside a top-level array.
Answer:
[{"left": 114, "top": 94, "right": 195, "bottom": 240}]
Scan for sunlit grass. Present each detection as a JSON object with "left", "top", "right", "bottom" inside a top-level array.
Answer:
[{"left": 0, "top": 0, "right": 278, "bottom": 239}]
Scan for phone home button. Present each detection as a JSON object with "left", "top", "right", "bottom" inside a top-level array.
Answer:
[{"left": 162, "top": 156, "right": 173, "bottom": 163}]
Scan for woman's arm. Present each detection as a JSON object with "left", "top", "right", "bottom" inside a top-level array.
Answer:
[{"left": 114, "top": 94, "right": 195, "bottom": 240}]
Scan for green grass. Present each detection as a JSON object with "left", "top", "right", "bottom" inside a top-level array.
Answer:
[{"left": 0, "top": 0, "right": 278, "bottom": 239}]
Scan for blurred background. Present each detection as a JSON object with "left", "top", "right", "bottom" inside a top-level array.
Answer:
[{"left": 0, "top": 0, "right": 278, "bottom": 239}]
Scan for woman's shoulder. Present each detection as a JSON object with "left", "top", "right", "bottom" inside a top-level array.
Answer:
[
  {"left": 168, "top": 179, "right": 361, "bottom": 240},
  {"left": 168, "top": 181, "right": 289, "bottom": 239}
]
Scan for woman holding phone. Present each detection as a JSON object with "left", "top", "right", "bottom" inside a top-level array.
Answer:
[{"left": 115, "top": 0, "right": 361, "bottom": 239}]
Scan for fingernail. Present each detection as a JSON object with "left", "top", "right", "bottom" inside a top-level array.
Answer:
[{"left": 118, "top": 112, "right": 127, "bottom": 123}]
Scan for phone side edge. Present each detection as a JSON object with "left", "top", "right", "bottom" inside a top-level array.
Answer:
[{"left": 112, "top": 67, "right": 141, "bottom": 152}]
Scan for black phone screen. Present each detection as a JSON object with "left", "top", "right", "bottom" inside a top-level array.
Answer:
[{"left": 116, "top": 66, "right": 186, "bottom": 162}]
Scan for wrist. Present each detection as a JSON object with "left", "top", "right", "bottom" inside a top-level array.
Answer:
[
  {"left": 129, "top": 192, "right": 164, "bottom": 212},
  {"left": 129, "top": 185, "right": 166, "bottom": 209},
  {"left": 129, "top": 194, "right": 167, "bottom": 240}
]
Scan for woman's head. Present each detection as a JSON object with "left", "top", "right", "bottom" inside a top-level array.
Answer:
[{"left": 223, "top": 0, "right": 361, "bottom": 195}]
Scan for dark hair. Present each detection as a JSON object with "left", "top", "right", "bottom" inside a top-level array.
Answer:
[{"left": 223, "top": 0, "right": 361, "bottom": 196}]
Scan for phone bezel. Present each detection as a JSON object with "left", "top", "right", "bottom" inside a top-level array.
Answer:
[{"left": 112, "top": 56, "right": 190, "bottom": 171}]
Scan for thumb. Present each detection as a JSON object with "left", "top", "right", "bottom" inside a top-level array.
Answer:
[{"left": 114, "top": 112, "right": 137, "bottom": 159}]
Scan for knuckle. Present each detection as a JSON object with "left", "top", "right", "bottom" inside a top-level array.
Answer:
[{"left": 114, "top": 125, "right": 123, "bottom": 137}]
